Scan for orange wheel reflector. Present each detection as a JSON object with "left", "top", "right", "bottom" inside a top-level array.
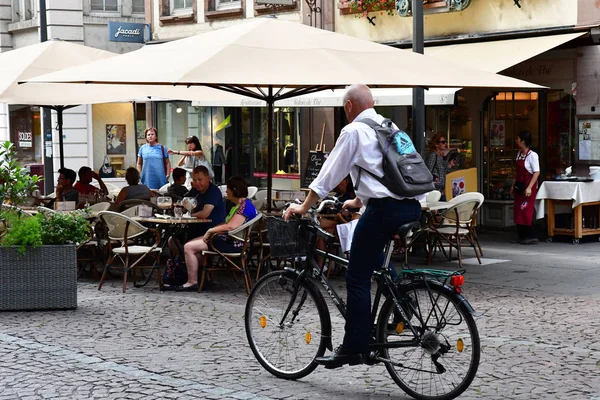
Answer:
[
  {"left": 457, "top": 338, "right": 464, "bottom": 352},
  {"left": 259, "top": 315, "right": 267, "bottom": 328},
  {"left": 395, "top": 322, "right": 404, "bottom": 334},
  {"left": 305, "top": 331, "right": 312, "bottom": 344}
]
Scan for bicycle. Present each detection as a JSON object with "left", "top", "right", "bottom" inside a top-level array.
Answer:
[{"left": 244, "top": 200, "right": 481, "bottom": 400}]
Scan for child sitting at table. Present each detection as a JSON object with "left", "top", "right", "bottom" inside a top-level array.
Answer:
[{"left": 168, "top": 168, "right": 189, "bottom": 198}]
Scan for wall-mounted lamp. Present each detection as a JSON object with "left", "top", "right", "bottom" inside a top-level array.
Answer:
[{"left": 176, "top": 107, "right": 183, "bottom": 114}]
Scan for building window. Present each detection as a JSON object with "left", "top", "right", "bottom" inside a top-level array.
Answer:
[
  {"left": 216, "top": 0, "right": 241, "bottom": 10},
  {"left": 171, "top": 0, "right": 193, "bottom": 13},
  {"left": 91, "top": 0, "right": 119, "bottom": 12},
  {"left": 132, "top": 0, "right": 145, "bottom": 13}
]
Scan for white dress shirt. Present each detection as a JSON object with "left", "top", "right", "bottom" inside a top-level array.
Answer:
[{"left": 309, "top": 108, "right": 425, "bottom": 205}]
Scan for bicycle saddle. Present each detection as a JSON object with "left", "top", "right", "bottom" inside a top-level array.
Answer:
[{"left": 396, "top": 221, "right": 421, "bottom": 238}]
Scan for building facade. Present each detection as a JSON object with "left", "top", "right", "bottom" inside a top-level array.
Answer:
[
  {"left": 0, "top": 0, "right": 146, "bottom": 191},
  {"left": 333, "top": 0, "right": 600, "bottom": 227}
]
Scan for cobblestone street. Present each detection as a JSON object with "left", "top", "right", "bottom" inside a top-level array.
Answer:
[{"left": 1, "top": 231, "right": 600, "bottom": 400}]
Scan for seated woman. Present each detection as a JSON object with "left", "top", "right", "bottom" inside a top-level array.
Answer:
[
  {"left": 115, "top": 167, "right": 153, "bottom": 206},
  {"left": 173, "top": 176, "right": 258, "bottom": 291}
]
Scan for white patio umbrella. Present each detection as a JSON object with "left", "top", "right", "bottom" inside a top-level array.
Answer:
[
  {"left": 0, "top": 39, "right": 253, "bottom": 168},
  {"left": 26, "top": 18, "right": 543, "bottom": 209}
]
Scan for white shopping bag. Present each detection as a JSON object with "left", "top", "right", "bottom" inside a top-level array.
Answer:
[{"left": 336, "top": 219, "right": 359, "bottom": 253}]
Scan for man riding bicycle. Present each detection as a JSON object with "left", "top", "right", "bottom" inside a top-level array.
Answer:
[{"left": 284, "top": 84, "right": 424, "bottom": 368}]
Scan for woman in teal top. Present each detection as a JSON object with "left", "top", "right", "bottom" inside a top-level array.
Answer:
[
  {"left": 137, "top": 127, "right": 171, "bottom": 190},
  {"left": 171, "top": 176, "right": 259, "bottom": 291}
]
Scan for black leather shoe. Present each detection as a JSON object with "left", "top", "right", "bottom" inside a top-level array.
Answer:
[{"left": 315, "top": 346, "right": 365, "bottom": 369}]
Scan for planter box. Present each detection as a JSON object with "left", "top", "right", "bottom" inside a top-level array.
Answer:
[{"left": 0, "top": 245, "right": 77, "bottom": 311}]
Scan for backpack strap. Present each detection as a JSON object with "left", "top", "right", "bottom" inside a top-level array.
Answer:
[{"left": 353, "top": 118, "right": 393, "bottom": 191}]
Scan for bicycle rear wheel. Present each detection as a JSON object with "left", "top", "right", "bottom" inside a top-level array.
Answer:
[
  {"left": 245, "top": 271, "right": 329, "bottom": 380},
  {"left": 376, "top": 281, "right": 480, "bottom": 400}
]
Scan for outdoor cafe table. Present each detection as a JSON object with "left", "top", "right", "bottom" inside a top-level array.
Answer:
[{"left": 133, "top": 216, "right": 212, "bottom": 253}]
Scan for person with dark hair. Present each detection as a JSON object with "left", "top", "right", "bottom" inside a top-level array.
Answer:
[
  {"left": 177, "top": 176, "right": 258, "bottom": 291},
  {"left": 115, "top": 167, "right": 152, "bottom": 205},
  {"left": 425, "top": 132, "right": 456, "bottom": 201},
  {"left": 168, "top": 167, "right": 188, "bottom": 198},
  {"left": 168, "top": 135, "right": 213, "bottom": 178},
  {"left": 511, "top": 131, "right": 540, "bottom": 245},
  {"left": 55, "top": 168, "right": 79, "bottom": 202},
  {"left": 137, "top": 127, "right": 170, "bottom": 190},
  {"left": 74, "top": 166, "right": 108, "bottom": 196}
]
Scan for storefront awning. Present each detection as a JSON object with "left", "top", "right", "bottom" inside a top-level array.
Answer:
[
  {"left": 191, "top": 87, "right": 459, "bottom": 108},
  {"left": 424, "top": 32, "right": 586, "bottom": 74}
]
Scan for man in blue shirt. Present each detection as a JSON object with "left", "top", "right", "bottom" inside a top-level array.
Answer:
[
  {"left": 186, "top": 165, "right": 225, "bottom": 238},
  {"left": 166, "top": 165, "right": 225, "bottom": 264}
]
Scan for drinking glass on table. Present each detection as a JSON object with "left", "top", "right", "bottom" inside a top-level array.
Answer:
[
  {"left": 183, "top": 196, "right": 197, "bottom": 218},
  {"left": 174, "top": 200, "right": 184, "bottom": 219},
  {"left": 157, "top": 196, "right": 172, "bottom": 216}
]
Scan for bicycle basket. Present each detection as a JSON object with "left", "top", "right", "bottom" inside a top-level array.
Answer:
[{"left": 266, "top": 216, "right": 307, "bottom": 258}]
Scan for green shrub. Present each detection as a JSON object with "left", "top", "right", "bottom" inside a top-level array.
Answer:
[
  {"left": 40, "top": 212, "right": 90, "bottom": 245},
  {"left": 0, "top": 141, "right": 42, "bottom": 206},
  {"left": 0, "top": 210, "right": 90, "bottom": 255},
  {"left": 0, "top": 213, "right": 42, "bottom": 255}
]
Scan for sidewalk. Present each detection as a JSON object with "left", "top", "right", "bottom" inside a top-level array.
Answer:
[{"left": 406, "top": 227, "right": 600, "bottom": 296}]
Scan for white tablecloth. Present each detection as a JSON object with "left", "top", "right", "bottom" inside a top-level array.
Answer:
[{"left": 535, "top": 181, "right": 600, "bottom": 219}]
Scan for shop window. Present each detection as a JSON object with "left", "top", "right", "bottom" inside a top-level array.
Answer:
[
  {"left": 483, "top": 92, "right": 539, "bottom": 201},
  {"left": 424, "top": 99, "right": 473, "bottom": 171},
  {"left": 132, "top": 0, "right": 145, "bottom": 14},
  {"left": 171, "top": 0, "right": 193, "bottom": 13},
  {"left": 546, "top": 90, "right": 575, "bottom": 180},
  {"left": 159, "top": 0, "right": 196, "bottom": 24},
  {"left": 13, "top": 0, "right": 35, "bottom": 21},
  {"left": 9, "top": 105, "right": 42, "bottom": 165},
  {"left": 91, "top": 0, "right": 119, "bottom": 12},
  {"left": 205, "top": 0, "right": 243, "bottom": 19},
  {"left": 216, "top": 0, "right": 241, "bottom": 10}
]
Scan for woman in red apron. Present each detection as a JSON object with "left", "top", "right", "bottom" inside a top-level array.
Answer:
[{"left": 511, "top": 131, "right": 540, "bottom": 244}]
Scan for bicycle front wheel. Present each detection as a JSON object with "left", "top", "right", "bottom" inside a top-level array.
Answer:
[
  {"left": 376, "top": 281, "right": 480, "bottom": 400},
  {"left": 245, "top": 271, "right": 329, "bottom": 380}
]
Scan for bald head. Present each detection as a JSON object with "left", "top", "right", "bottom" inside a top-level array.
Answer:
[{"left": 342, "top": 84, "right": 375, "bottom": 122}]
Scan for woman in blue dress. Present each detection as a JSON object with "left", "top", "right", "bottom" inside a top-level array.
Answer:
[{"left": 136, "top": 127, "right": 171, "bottom": 190}]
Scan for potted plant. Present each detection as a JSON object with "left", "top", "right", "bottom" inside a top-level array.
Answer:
[{"left": 0, "top": 141, "right": 90, "bottom": 311}]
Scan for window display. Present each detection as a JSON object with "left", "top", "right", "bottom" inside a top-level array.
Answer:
[{"left": 483, "top": 92, "right": 539, "bottom": 200}]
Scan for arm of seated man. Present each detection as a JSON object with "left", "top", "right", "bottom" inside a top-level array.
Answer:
[{"left": 192, "top": 204, "right": 214, "bottom": 219}]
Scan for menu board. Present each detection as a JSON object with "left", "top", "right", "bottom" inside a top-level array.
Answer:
[
  {"left": 577, "top": 118, "right": 600, "bottom": 161},
  {"left": 302, "top": 151, "right": 328, "bottom": 188}
]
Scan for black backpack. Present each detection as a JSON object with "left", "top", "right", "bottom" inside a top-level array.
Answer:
[{"left": 355, "top": 118, "right": 435, "bottom": 197}]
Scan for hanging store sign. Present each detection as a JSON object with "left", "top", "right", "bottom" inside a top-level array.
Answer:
[{"left": 108, "top": 22, "right": 148, "bottom": 44}]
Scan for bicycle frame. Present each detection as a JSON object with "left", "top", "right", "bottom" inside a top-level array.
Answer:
[{"left": 278, "top": 218, "right": 425, "bottom": 344}]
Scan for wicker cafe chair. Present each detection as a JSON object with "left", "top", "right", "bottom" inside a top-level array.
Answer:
[
  {"left": 97, "top": 211, "right": 162, "bottom": 293},
  {"left": 446, "top": 192, "right": 485, "bottom": 258},
  {"left": 425, "top": 194, "right": 484, "bottom": 267},
  {"left": 200, "top": 213, "right": 263, "bottom": 295}
]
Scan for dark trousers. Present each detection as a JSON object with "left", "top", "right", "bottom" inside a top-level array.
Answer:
[
  {"left": 517, "top": 224, "right": 536, "bottom": 240},
  {"left": 342, "top": 197, "right": 422, "bottom": 353}
]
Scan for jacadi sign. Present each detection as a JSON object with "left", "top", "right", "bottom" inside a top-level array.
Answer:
[{"left": 108, "top": 22, "right": 148, "bottom": 44}]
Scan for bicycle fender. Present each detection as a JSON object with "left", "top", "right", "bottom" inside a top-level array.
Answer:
[
  {"left": 426, "top": 279, "right": 475, "bottom": 314},
  {"left": 404, "top": 279, "right": 476, "bottom": 315},
  {"left": 283, "top": 267, "right": 334, "bottom": 351}
]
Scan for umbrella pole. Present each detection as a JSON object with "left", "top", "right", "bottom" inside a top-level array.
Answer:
[
  {"left": 266, "top": 86, "right": 273, "bottom": 213},
  {"left": 57, "top": 106, "right": 65, "bottom": 169}
]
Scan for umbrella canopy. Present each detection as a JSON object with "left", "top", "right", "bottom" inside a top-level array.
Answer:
[
  {"left": 0, "top": 39, "right": 258, "bottom": 169},
  {"left": 27, "top": 18, "right": 543, "bottom": 91},
  {"left": 25, "top": 18, "right": 544, "bottom": 209}
]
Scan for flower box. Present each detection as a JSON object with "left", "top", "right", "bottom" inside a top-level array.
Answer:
[{"left": 0, "top": 245, "right": 77, "bottom": 311}]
